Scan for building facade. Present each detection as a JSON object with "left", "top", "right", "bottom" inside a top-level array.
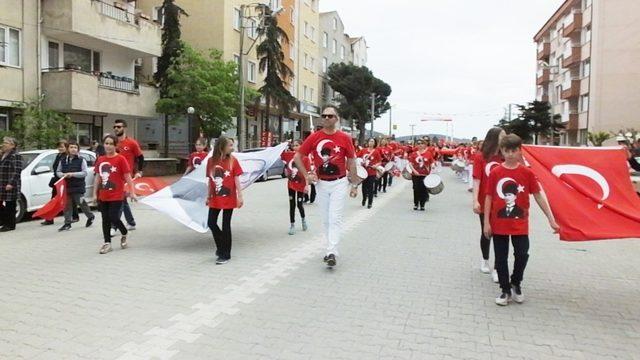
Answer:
[
  {"left": 1, "top": 0, "right": 162, "bottom": 149},
  {"left": 534, "top": 0, "right": 640, "bottom": 146},
  {"left": 295, "top": 0, "right": 321, "bottom": 134}
]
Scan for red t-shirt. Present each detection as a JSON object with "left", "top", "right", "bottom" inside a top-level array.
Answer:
[
  {"left": 378, "top": 146, "right": 393, "bottom": 164},
  {"left": 117, "top": 137, "right": 143, "bottom": 175},
  {"left": 408, "top": 149, "right": 434, "bottom": 176},
  {"left": 206, "top": 156, "right": 243, "bottom": 209},
  {"left": 473, "top": 153, "right": 503, "bottom": 211},
  {"left": 188, "top": 151, "right": 208, "bottom": 169},
  {"left": 281, "top": 151, "right": 310, "bottom": 193},
  {"left": 297, "top": 130, "right": 356, "bottom": 180},
  {"left": 357, "top": 148, "right": 382, "bottom": 177},
  {"left": 486, "top": 164, "right": 541, "bottom": 235},
  {"left": 95, "top": 154, "right": 131, "bottom": 202}
]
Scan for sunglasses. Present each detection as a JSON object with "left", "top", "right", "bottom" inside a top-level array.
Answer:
[
  {"left": 113, "top": 125, "right": 124, "bottom": 129},
  {"left": 321, "top": 114, "right": 336, "bottom": 119}
]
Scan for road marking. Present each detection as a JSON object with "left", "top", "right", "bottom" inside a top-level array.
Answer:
[{"left": 116, "top": 181, "right": 408, "bottom": 360}]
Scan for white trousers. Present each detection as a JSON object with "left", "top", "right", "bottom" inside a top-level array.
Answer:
[
  {"left": 466, "top": 165, "right": 474, "bottom": 189},
  {"left": 316, "top": 177, "right": 349, "bottom": 256}
]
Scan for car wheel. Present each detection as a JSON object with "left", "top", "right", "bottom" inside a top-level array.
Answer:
[
  {"left": 16, "top": 195, "right": 26, "bottom": 223},
  {"left": 261, "top": 173, "right": 269, "bottom": 182}
]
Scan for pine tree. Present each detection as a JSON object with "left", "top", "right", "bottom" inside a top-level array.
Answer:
[{"left": 155, "top": 0, "right": 188, "bottom": 97}]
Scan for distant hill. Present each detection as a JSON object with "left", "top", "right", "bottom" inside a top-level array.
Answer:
[{"left": 394, "top": 133, "right": 471, "bottom": 144}]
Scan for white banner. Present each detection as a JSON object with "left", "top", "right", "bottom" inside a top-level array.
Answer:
[{"left": 141, "top": 143, "right": 289, "bottom": 233}]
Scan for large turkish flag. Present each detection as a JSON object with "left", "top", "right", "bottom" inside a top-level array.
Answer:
[
  {"left": 523, "top": 145, "right": 640, "bottom": 241},
  {"left": 126, "top": 177, "right": 168, "bottom": 197},
  {"left": 33, "top": 179, "right": 67, "bottom": 221}
]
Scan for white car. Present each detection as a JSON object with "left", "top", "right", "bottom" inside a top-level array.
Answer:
[{"left": 16, "top": 149, "right": 97, "bottom": 222}]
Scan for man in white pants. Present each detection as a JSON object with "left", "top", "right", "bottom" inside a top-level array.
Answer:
[{"left": 294, "top": 106, "right": 358, "bottom": 267}]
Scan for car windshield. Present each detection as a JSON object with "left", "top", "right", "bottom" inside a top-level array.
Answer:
[{"left": 19, "top": 153, "right": 40, "bottom": 170}]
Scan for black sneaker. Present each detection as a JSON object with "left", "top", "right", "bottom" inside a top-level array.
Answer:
[
  {"left": 41, "top": 220, "right": 54, "bottom": 226},
  {"left": 324, "top": 254, "right": 336, "bottom": 267},
  {"left": 419, "top": 207, "right": 425, "bottom": 211},
  {"left": 215, "top": 257, "right": 229, "bottom": 265},
  {"left": 86, "top": 216, "right": 95, "bottom": 228},
  {"left": 0, "top": 226, "right": 15, "bottom": 232},
  {"left": 367, "top": 204, "right": 372, "bottom": 209},
  {"left": 58, "top": 224, "right": 72, "bottom": 232},
  {"left": 413, "top": 205, "right": 418, "bottom": 210}
]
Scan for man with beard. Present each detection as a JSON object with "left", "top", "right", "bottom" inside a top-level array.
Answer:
[{"left": 112, "top": 119, "right": 144, "bottom": 234}]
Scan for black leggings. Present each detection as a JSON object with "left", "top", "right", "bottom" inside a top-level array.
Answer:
[
  {"left": 387, "top": 172, "right": 393, "bottom": 187},
  {"left": 377, "top": 173, "right": 388, "bottom": 192},
  {"left": 288, "top": 189, "right": 305, "bottom": 223},
  {"left": 0, "top": 200, "right": 17, "bottom": 229},
  {"left": 493, "top": 234, "right": 530, "bottom": 293},
  {"left": 412, "top": 176, "right": 429, "bottom": 207},
  {"left": 304, "top": 184, "right": 316, "bottom": 203},
  {"left": 479, "top": 214, "right": 491, "bottom": 260},
  {"left": 361, "top": 175, "right": 376, "bottom": 206},
  {"left": 100, "top": 201, "right": 127, "bottom": 243},
  {"left": 208, "top": 208, "right": 233, "bottom": 259}
]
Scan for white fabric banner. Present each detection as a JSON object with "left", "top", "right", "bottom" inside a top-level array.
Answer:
[{"left": 141, "top": 143, "right": 289, "bottom": 233}]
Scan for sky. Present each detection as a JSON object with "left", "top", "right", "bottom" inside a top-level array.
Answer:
[{"left": 319, "top": 0, "right": 563, "bottom": 139}]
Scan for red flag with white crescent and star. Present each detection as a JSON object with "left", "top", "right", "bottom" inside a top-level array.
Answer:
[
  {"left": 33, "top": 178, "right": 67, "bottom": 221},
  {"left": 523, "top": 145, "right": 640, "bottom": 241},
  {"left": 125, "top": 177, "right": 169, "bottom": 197}
]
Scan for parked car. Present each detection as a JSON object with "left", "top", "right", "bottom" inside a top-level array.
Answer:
[
  {"left": 241, "top": 147, "right": 286, "bottom": 181},
  {"left": 16, "top": 149, "right": 97, "bottom": 222}
]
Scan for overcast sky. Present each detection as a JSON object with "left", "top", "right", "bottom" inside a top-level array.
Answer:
[{"left": 319, "top": 0, "right": 562, "bottom": 139}]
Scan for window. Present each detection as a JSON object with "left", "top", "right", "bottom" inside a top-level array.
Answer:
[
  {"left": 153, "top": 6, "right": 164, "bottom": 25},
  {"left": 322, "top": 32, "right": 328, "bottom": 48},
  {"left": 248, "top": 19, "right": 257, "bottom": 39},
  {"left": 247, "top": 61, "right": 257, "bottom": 83},
  {"left": 309, "top": 57, "right": 315, "bottom": 72},
  {"left": 92, "top": 51, "right": 101, "bottom": 72},
  {"left": 309, "top": 88, "right": 314, "bottom": 102},
  {"left": 269, "top": 0, "right": 280, "bottom": 10},
  {"left": 303, "top": 85, "right": 308, "bottom": 101},
  {"left": 0, "top": 26, "right": 20, "bottom": 67},
  {"left": 233, "top": 7, "right": 242, "bottom": 31},
  {"left": 555, "top": 85, "right": 562, "bottom": 103},
  {"left": 582, "top": 26, "right": 592, "bottom": 44},
  {"left": 289, "top": 44, "right": 295, "bottom": 60},
  {"left": 79, "top": 152, "right": 96, "bottom": 166},
  {"left": 35, "top": 154, "right": 58, "bottom": 174},
  {"left": 64, "top": 44, "right": 93, "bottom": 71},
  {"left": 583, "top": 0, "right": 592, "bottom": 10},
  {"left": 48, "top": 42, "right": 59, "bottom": 69},
  {"left": 340, "top": 45, "right": 345, "bottom": 60},
  {"left": 310, "top": 26, "right": 315, "bottom": 42},
  {"left": 322, "top": 57, "right": 328, "bottom": 73},
  {"left": 0, "top": 110, "right": 8, "bottom": 131},
  {"left": 582, "top": 59, "right": 591, "bottom": 77},
  {"left": 579, "top": 95, "right": 590, "bottom": 112},
  {"left": 290, "top": 6, "right": 295, "bottom": 24},
  {"left": 233, "top": 54, "right": 240, "bottom": 65},
  {"left": 304, "top": 21, "right": 309, "bottom": 37},
  {"left": 303, "top": 53, "right": 308, "bottom": 69},
  {"left": 332, "top": 39, "right": 337, "bottom": 54},
  {"left": 333, "top": 17, "right": 338, "bottom": 30}
]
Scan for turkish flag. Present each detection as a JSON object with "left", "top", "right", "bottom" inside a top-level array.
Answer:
[
  {"left": 126, "top": 177, "right": 168, "bottom": 197},
  {"left": 523, "top": 145, "right": 640, "bottom": 241},
  {"left": 33, "top": 178, "right": 67, "bottom": 221}
]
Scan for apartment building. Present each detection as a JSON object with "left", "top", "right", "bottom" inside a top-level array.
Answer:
[
  {"left": 0, "top": 0, "right": 161, "bottom": 149},
  {"left": 295, "top": 0, "right": 321, "bottom": 133},
  {"left": 534, "top": 0, "right": 640, "bottom": 146}
]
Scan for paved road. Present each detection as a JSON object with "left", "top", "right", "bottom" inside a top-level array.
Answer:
[{"left": 1, "top": 170, "right": 639, "bottom": 359}]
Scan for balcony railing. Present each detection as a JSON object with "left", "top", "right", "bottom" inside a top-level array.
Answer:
[
  {"left": 563, "top": 11, "right": 582, "bottom": 37},
  {"left": 536, "top": 69, "right": 550, "bottom": 85},
  {"left": 562, "top": 47, "right": 581, "bottom": 68},
  {"left": 93, "top": 0, "right": 137, "bottom": 24},
  {"left": 537, "top": 43, "right": 550, "bottom": 60},
  {"left": 45, "top": 67, "right": 139, "bottom": 94}
]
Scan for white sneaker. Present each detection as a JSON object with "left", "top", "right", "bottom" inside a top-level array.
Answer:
[
  {"left": 127, "top": 224, "right": 136, "bottom": 231},
  {"left": 495, "top": 292, "right": 511, "bottom": 306},
  {"left": 110, "top": 228, "right": 117, "bottom": 237},
  {"left": 480, "top": 260, "right": 491, "bottom": 274},
  {"left": 511, "top": 285, "right": 525, "bottom": 303},
  {"left": 492, "top": 270, "right": 499, "bottom": 283}
]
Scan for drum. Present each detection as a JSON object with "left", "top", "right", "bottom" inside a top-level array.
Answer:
[
  {"left": 356, "top": 165, "right": 368, "bottom": 180},
  {"left": 451, "top": 159, "right": 465, "bottom": 172},
  {"left": 376, "top": 165, "right": 385, "bottom": 178},
  {"left": 423, "top": 174, "right": 444, "bottom": 195},
  {"left": 384, "top": 161, "right": 395, "bottom": 172},
  {"left": 402, "top": 164, "right": 413, "bottom": 180}
]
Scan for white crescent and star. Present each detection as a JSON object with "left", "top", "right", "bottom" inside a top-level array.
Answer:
[
  {"left": 485, "top": 161, "right": 499, "bottom": 177},
  {"left": 496, "top": 177, "right": 517, "bottom": 199},
  {"left": 316, "top": 139, "right": 334, "bottom": 157},
  {"left": 551, "top": 164, "right": 610, "bottom": 208}
]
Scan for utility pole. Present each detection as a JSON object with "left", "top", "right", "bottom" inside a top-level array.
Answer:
[
  {"left": 237, "top": 4, "right": 246, "bottom": 151},
  {"left": 508, "top": 103, "right": 513, "bottom": 123},
  {"left": 409, "top": 124, "right": 416, "bottom": 142},
  {"left": 388, "top": 104, "right": 392, "bottom": 136},
  {"left": 370, "top": 93, "right": 375, "bottom": 138}
]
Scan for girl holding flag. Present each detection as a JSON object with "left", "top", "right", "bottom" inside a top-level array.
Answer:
[{"left": 281, "top": 140, "right": 310, "bottom": 235}]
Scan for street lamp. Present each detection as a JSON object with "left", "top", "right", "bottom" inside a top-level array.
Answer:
[
  {"left": 237, "top": 3, "right": 283, "bottom": 151},
  {"left": 187, "top": 106, "right": 195, "bottom": 152}
]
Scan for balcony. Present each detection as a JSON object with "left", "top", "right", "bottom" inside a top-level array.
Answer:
[
  {"left": 563, "top": 11, "right": 582, "bottom": 37},
  {"left": 561, "top": 79, "right": 581, "bottom": 99},
  {"left": 536, "top": 69, "right": 550, "bottom": 85},
  {"left": 567, "top": 113, "right": 579, "bottom": 130},
  {"left": 42, "top": 0, "right": 161, "bottom": 57},
  {"left": 42, "top": 70, "right": 159, "bottom": 118},
  {"left": 562, "top": 47, "right": 581, "bottom": 68},
  {"left": 537, "top": 43, "right": 550, "bottom": 60}
]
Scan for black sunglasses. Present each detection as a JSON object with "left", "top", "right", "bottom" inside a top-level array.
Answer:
[
  {"left": 321, "top": 114, "right": 336, "bottom": 119},
  {"left": 113, "top": 125, "right": 124, "bottom": 129}
]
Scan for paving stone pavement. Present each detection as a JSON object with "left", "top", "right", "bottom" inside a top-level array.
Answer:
[{"left": 1, "top": 169, "right": 639, "bottom": 359}]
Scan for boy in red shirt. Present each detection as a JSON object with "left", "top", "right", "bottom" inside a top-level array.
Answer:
[{"left": 483, "top": 134, "right": 559, "bottom": 306}]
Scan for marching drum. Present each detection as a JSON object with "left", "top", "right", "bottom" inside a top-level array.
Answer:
[
  {"left": 451, "top": 159, "right": 465, "bottom": 172},
  {"left": 402, "top": 164, "right": 413, "bottom": 180},
  {"left": 384, "top": 161, "right": 395, "bottom": 172},
  {"left": 423, "top": 174, "right": 444, "bottom": 195},
  {"left": 356, "top": 164, "right": 368, "bottom": 180}
]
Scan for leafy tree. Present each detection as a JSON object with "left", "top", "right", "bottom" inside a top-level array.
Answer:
[
  {"left": 588, "top": 131, "right": 612, "bottom": 146},
  {"left": 156, "top": 44, "right": 242, "bottom": 140},
  {"left": 497, "top": 101, "right": 563, "bottom": 144},
  {"left": 256, "top": 7, "right": 298, "bottom": 140},
  {"left": 326, "top": 63, "right": 391, "bottom": 144},
  {"left": 155, "top": 0, "right": 188, "bottom": 97},
  {"left": 9, "top": 97, "right": 74, "bottom": 150}
]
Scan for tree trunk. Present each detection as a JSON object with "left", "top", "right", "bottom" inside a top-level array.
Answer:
[
  {"left": 163, "top": 114, "right": 169, "bottom": 157},
  {"left": 278, "top": 114, "right": 283, "bottom": 143},
  {"left": 357, "top": 118, "right": 366, "bottom": 145},
  {"left": 265, "top": 95, "right": 271, "bottom": 138}
]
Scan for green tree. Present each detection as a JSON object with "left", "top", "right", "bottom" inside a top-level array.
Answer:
[
  {"left": 156, "top": 44, "right": 243, "bottom": 140},
  {"left": 497, "top": 101, "right": 563, "bottom": 144},
  {"left": 256, "top": 7, "right": 298, "bottom": 141},
  {"left": 155, "top": 0, "right": 188, "bottom": 97},
  {"left": 588, "top": 131, "right": 612, "bottom": 146},
  {"left": 326, "top": 63, "right": 391, "bottom": 144},
  {"left": 9, "top": 97, "right": 74, "bottom": 150}
]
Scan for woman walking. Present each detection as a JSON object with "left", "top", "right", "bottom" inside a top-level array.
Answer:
[
  {"left": 42, "top": 140, "right": 72, "bottom": 226},
  {"left": 472, "top": 127, "right": 506, "bottom": 281},
  {"left": 357, "top": 138, "right": 381, "bottom": 209},
  {"left": 408, "top": 140, "right": 434, "bottom": 211},
  {"left": 0, "top": 137, "right": 22, "bottom": 232},
  {"left": 206, "top": 136, "right": 244, "bottom": 264},
  {"left": 56, "top": 140, "right": 95, "bottom": 231},
  {"left": 93, "top": 135, "right": 137, "bottom": 254},
  {"left": 282, "top": 140, "right": 310, "bottom": 235}
]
